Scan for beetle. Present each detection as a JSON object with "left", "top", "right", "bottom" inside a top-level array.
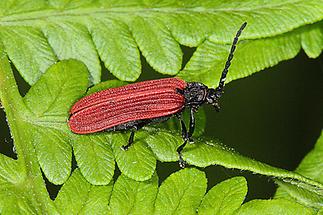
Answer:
[{"left": 69, "top": 22, "right": 247, "bottom": 167}]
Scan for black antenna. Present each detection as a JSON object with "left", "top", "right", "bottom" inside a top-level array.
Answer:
[{"left": 216, "top": 22, "right": 247, "bottom": 96}]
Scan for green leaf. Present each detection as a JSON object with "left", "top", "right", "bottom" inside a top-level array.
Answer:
[
  {"left": 89, "top": 18, "right": 141, "bottom": 81},
  {"left": 275, "top": 131, "right": 323, "bottom": 209},
  {"left": 130, "top": 16, "right": 182, "bottom": 75},
  {"left": 31, "top": 127, "right": 72, "bottom": 185},
  {"left": 164, "top": 12, "right": 215, "bottom": 47},
  {"left": 0, "top": 26, "right": 57, "bottom": 85},
  {"left": 73, "top": 134, "right": 115, "bottom": 185},
  {"left": 54, "top": 168, "right": 114, "bottom": 214},
  {"left": 23, "top": 59, "right": 89, "bottom": 184},
  {"left": 198, "top": 177, "right": 248, "bottom": 215},
  {"left": 112, "top": 133, "right": 157, "bottom": 181},
  {"left": 178, "top": 29, "right": 302, "bottom": 87},
  {"left": 86, "top": 79, "right": 127, "bottom": 95},
  {"left": 0, "top": 0, "right": 322, "bottom": 84},
  {"left": 318, "top": 208, "right": 323, "bottom": 215},
  {"left": 109, "top": 173, "right": 158, "bottom": 215},
  {"left": 275, "top": 181, "right": 323, "bottom": 210},
  {"left": 0, "top": 154, "right": 23, "bottom": 184},
  {"left": 1, "top": 30, "right": 323, "bottom": 212},
  {"left": 0, "top": 49, "right": 60, "bottom": 213},
  {"left": 295, "top": 131, "right": 323, "bottom": 184},
  {"left": 146, "top": 128, "right": 323, "bottom": 194},
  {"left": 235, "top": 199, "right": 314, "bottom": 215},
  {"left": 154, "top": 168, "right": 207, "bottom": 215},
  {"left": 42, "top": 22, "right": 101, "bottom": 84},
  {"left": 0, "top": 1, "right": 47, "bottom": 14},
  {"left": 0, "top": 155, "right": 50, "bottom": 214},
  {"left": 178, "top": 20, "right": 323, "bottom": 87},
  {"left": 301, "top": 21, "right": 323, "bottom": 58},
  {"left": 79, "top": 185, "right": 113, "bottom": 215},
  {"left": 146, "top": 129, "right": 181, "bottom": 162},
  {"left": 55, "top": 169, "right": 92, "bottom": 214},
  {"left": 24, "top": 59, "right": 88, "bottom": 119}
]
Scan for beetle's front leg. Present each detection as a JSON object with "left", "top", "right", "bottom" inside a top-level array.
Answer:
[
  {"left": 176, "top": 107, "right": 197, "bottom": 168},
  {"left": 187, "top": 107, "right": 196, "bottom": 142},
  {"left": 177, "top": 113, "right": 188, "bottom": 168}
]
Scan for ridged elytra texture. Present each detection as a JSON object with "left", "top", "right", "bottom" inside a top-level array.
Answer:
[{"left": 69, "top": 78, "right": 186, "bottom": 134}]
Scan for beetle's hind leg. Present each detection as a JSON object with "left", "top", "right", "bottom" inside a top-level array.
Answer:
[
  {"left": 122, "top": 129, "right": 136, "bottom": 150},
  {"left": 121, "top": 121, "right": 147, "bottom": 150},
  {"left": 176, "top": 108, "right": 197, "bottom": 168},
  {"left": 177, "top": 114, "right": 189, "bottom": 168},
  {"left": 188, "top": 108, "right": 196, "bottom": 143}
]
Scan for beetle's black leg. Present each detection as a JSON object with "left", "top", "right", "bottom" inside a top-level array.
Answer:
[
  {"left": 176, "top": 108, "right": 197, "bottom": 168},
  {"left": 188, "top": 108, "right": 195, "bottom": 142},
  {"left": 178, "top": 114, "right": 187, "bottom": 140},
  {"left": 122, "top": 126, "right": 137, "bottom": 150},
  {"left": 121, "top": 121, "right": 148, "bottom": 150},
  {"left": 177, "top": 139, "right": 188, "bottom": 168},
  {"left": 177, "top": 114, "right": 189, "bottom": 168}
]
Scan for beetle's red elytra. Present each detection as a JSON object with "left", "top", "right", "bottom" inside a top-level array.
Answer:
[
  {"left": 68, "top": 22, "right": 247, "bottom": 168},
  {"left": 69, "top": 78, "right": 187, "bottom": 134}
]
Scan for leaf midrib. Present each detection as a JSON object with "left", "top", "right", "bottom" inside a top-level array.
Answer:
[
  {"left": 0, "top": 0, "right": 307, "bottom": 25},
  {"left": 19, "top": 114, "right": 67, "bottom": 134},
  {"left": 171, "top": 176, "right": 200, "bottom": 214}
]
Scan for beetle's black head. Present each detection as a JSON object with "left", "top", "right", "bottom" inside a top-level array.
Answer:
[
  {"left": 183, "top": 82, "right": 208, "bottom": 107},
  {"left": 183, "top": 83, "right": 222, "bottom": 111}
]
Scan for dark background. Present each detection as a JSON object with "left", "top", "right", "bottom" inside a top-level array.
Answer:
[{"left": 0, "top": 49, "right": 322, "bottom": 200}]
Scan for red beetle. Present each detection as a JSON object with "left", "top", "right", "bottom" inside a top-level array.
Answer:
[{"left": 69, "top": 22, "right": 247, "bottom": 167}]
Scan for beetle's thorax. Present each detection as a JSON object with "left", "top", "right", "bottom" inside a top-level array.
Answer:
[{"left": 183, "top": 82, "right": 209, "bottom": 107}]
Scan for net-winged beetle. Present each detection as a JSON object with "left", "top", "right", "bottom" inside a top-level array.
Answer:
[{"left": 69, "top": 22, "right": 247, "bottom": 167}]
